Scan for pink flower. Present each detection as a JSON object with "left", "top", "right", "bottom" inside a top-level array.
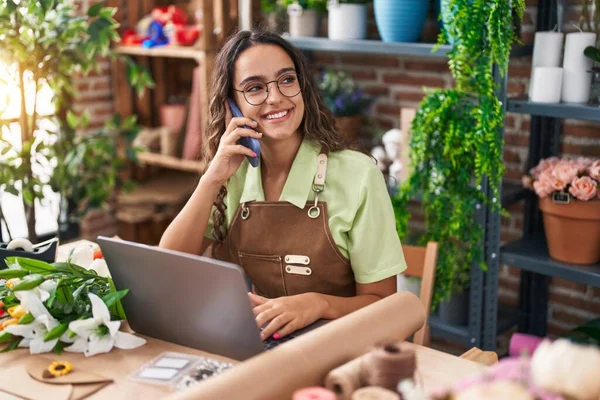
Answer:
[
  {"left": 552, "top": 160, "right": 579, "bottom": 184},
  {"left": 533, "top": 171, "right": 554, "bottom": 198},
  {"left": 569, "top": 176, "right": 598, "bottom": 201},
  {"left": 522, "top": 175, "right": 533, "bottom": 189},
  {"left": 572, "top": 159, "right": 592, "bottom": 174},
  {"left": 589, "top": 160, "right": 600, "bottom": 182},
  {"left": 530, "top": 157, "right": 559, "bottom": 179}
]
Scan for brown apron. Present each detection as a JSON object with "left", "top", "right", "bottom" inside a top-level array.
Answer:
[{"left": 214, "top": 148, "right": 356, "bottom": 298}]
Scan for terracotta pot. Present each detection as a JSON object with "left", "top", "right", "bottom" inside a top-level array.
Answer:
[
  {"left": 539, "top": 196, "right": 600, "bottom": 264},
  {"left": 335, "top": 115, "right": 362, "bottom": 142}
]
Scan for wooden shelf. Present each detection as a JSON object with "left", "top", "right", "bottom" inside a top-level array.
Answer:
[
  {"left": 118, "top": 170, "right": 198, "bottom": 207},
  {"left": 137, "top": 152, "right": 205, "bottom": 173},
  {"left": 114, "top": 45, "right": 205, "bottom": 62}
]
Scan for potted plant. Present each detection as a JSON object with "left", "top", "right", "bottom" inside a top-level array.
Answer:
[
  {"left": 522, "top": 157, "right": 600, "bottom": 264},
  {"left": 393, "top": 0, "right": 525, "bottom": 314},
  {"left": 317, "top": 68, "right": 372, "bottom": 142},
  {"left": 327, "top": 0, "right": 370, "bottom": 40},
  {"left": 261, "top": 0, "right": 288, "bottom": 33},
  {"left": 280, "top": 0, "right": 327, "bottom": 37},
  {"left": 374, "top": 0, "right": 430, "bottom": 43},
  {"left": 0, "top": 0, "right": 152, "bottom": 243}
]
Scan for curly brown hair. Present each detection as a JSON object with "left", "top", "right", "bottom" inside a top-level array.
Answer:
[{"left": 204, "top": 29, "right": 351, "bottom": 251}]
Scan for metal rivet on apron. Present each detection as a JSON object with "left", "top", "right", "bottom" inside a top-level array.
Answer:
[
  {"left": 308, "top": 206, "right": 320, "bottom": 219},
  {"left": 318, "top": 174, "right": 323, "bottom": 178},
  {"left": 320, "top": 160, "right": 324, "bottom": 164},
  {"left": 241, "top": 203, "right": 250, "bottom": 220}
]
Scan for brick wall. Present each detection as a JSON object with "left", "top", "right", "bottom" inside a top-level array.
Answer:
[{"left": 77, "top": 0, "right": 599, "bottom": 345}]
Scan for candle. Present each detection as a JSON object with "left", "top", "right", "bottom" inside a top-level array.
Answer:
[
  {"left": 561, "top": 32, "right": 597, "bottom": 103},
  {"left": 528, "top": 31, "right": 564, "bottom": 98},
  {"left": 530, "top": 67, "right": 563, "bottom": 103}
]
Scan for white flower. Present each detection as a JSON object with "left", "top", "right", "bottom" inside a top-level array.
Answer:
[
  {"left": 4, "top": 291, "right": 72, "bottom": 354},
  {"left": 69, "top": 245, "right": 111, "bottom": 278},
  {"left": 65, "top": 293, "right": 145, "bottom": 357},
  {"left": 13, "top": 278, "right": 58, "bottom": 303}
]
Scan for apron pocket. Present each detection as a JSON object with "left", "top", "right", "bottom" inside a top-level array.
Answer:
[{"left": 238, "top": 252, "right": 287, "bottom": 298}]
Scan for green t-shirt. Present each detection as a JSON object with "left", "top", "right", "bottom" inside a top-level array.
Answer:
[{"left": 205, "top": 139, "right": 407, "bottom": 284}]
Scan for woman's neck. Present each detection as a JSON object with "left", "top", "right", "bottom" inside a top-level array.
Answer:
[
  {"left": 260, "top": 132, "right": 302, "bottom": 201},
  {"left": 260, "top": 132, "right": 303, "bottom": 178}
]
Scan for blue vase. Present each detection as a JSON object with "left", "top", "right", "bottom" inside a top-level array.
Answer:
[{"left": 374, "top": 0, "right": 430, "bottom": 43}]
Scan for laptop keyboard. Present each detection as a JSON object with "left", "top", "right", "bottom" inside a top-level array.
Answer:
[{"left": 263, "top": 333, "right": 298, "bottom": 350}]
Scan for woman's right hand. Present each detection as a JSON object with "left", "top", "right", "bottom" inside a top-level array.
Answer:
[{"left": 202, "top": 102, "right": 262, "bottom": 186}]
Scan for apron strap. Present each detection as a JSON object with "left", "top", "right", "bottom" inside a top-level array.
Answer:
[
  {"left": 313, "top": 145, "right": 329, "bottom": 190},
  {"left": 308, "top": 146, "right": 329, "bottom": 219}
]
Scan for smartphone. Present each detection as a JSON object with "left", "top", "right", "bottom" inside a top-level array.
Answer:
[{"left": 227, "top": 98, "right": 260, "bottom": 168}]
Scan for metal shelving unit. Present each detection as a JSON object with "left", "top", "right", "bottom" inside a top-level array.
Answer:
[
  {"left": 508, "top": 96, "right": 600, "bottom": 121},
  {"left": 285, "top": 35, "right": 452, "bottom": 58},
  {"left": 291, "top": 35, "right": 504, "bottom": 350},
  {"left": 496, "top": 0, "right": 600, "bottom": 338}
]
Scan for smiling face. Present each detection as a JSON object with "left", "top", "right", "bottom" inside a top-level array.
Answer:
[{"left": 232, "top": 44, "right": 305, "bottom": 142}]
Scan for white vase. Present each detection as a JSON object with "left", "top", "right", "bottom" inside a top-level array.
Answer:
[
  {"left": 328, "top": 3, "right": 368, "bottom": 40},
  {"left": 287, "top": 6, "right": 321, "bottom": 37}
]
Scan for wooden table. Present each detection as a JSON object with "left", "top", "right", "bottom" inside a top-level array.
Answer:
[{"left": 0, "top": 241, "right": 486, "bottom": 399}]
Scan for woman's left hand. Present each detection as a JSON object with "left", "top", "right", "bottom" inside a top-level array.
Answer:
[{"left": 249, "top": 292, "right": 327, "bottom": 340}]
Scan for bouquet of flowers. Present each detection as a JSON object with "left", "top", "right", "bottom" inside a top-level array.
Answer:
[
  {"left": 0, "top": 245, "right": 145, "bottom": 356},
  {"left": 522, "top": 157, "right": 600, "bottom": 201},
  {"left": 317, "top": 68, "right": 372, "bottom": 117}
]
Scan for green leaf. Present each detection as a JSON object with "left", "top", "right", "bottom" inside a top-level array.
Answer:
[
  {"left": 53, "top": 340, "right": 70, "bottom": 355},
  {"left": 102, "top": 288, "right": 128, "bottom": 309},
  {"left": 87, "top": 2, "right": 104, "bottom": 17},
  {"left": 11, "top": 277, "right": 46, "bottom": 291},
  {"left": 0, "top": 337, "right": 22, "bottom": 353},
  {"left": 44, "top": 322, "right": 69, "bottom": 342},
  {"left": 66, "top": 110, "right": 79, "bottom": 129},
  {"left": 0, "top": 269, "right": 30, "bottom": 279},
  {"left": 572, "top": 326, "right": 600, "bottom": 343},
  {"left": 19, "top": 312, "right": 34, "bottom": 325},
  {"left": 0, "top": 331, "right": 14, "bottom": 344},
  {"left": 10, "top": 258, "right": 56, "bottom": 274},
  {"left": 107, "top": 280, "right": 127, "bottom": 320}
]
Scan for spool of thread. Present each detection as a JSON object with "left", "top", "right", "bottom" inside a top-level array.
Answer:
[
  {"left": 293, "top": 387, "right": 336, "bottom": 400},
  {"left": 509, "top": 333, "right": 546, "bottom": 358},
  {"left": 361, "top": 342, "right": 416, "bottom": 392},
  {"left": 351, "top": 387, "right": 400, "bottom": 400},
  {"left": 324, "top": 356, "right": 365, "bottom": 400}
]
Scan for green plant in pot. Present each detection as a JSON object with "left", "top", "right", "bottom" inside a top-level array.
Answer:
[
  {"left": 317, "top": 68, "right": 372, "bottom": 142},
  {"left": 0, "top": 0, "right": 153, "bottom": 242},
  {"left": 280, "top": 0, "right": 327, "bottom": 37},
  {"left": 392, "top": 0, "right": 525, "bottom": 311}
]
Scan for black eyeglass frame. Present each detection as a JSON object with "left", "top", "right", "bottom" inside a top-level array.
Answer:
[{"left": 232, "top": 72, "right": 303, "bottom": 106}]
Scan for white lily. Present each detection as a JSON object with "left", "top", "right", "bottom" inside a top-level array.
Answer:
[
  {"left": 13, "top": 278, "right": 58, "bottom": 303},
  {"left": 69, "top": 245, "right": 111, "bottom": 278},
  {"left": 4, "top": 291, "right": 72, "bottom": 354},
  {"left": 65, "top": 293, "right": 145, "bottom": 357}
]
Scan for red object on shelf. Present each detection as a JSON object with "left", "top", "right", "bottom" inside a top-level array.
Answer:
[
  {"left": 152, "top": 6, "right": 187, "bottom": 26},
  {"left": 123, "top": 29, "right": 147, "bottom": 45},
  {"left": 93, "top": 249, "right": 103, "bottom": 260},
  {"left": 174, "top": 25, "right": 200, "bottom": 46}
]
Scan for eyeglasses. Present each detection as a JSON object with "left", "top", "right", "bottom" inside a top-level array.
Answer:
[{"left": 233, "top": 72, "right": 302, "bottom": 106}]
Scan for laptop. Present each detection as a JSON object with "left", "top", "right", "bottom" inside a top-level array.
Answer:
[{"left": 96, "top": 236, "right": 326, "bottom": 361}]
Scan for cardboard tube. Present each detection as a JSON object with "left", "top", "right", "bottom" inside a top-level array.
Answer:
[{"left": 166, "top": 292, "right": 425, "bottom": 400}]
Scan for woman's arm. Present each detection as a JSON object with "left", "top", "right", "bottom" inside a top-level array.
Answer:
[
  {"left": 319, "top": 276, "right": 397, "bottom": 320},
  {"left": 251, "top": 276, "right": 396, "bottom": 339},
  {"left": 158, "top": 176, "right": 221, "bottom": 255}
]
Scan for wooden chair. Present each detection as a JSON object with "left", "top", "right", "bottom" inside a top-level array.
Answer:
[
  {"left": 399, "top": 242, "right": 439, "bottom": 347},
  {"left": 459, "top": 347, "right": 499, "bottom": 366}
]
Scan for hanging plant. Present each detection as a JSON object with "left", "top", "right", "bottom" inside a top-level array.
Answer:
[{"left": 393, "top": 0, "right": 525, "bottom": 309}]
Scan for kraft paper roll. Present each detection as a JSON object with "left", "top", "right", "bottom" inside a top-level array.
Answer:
[
  {"left": 166, "top": 292, "right": 425, "bottom": 400},
  {"left": 352, "top": 387, "right": 400, "bottom": 400},
  {"left": 324, "top": 355, "right": 364, "bottom": 400}
]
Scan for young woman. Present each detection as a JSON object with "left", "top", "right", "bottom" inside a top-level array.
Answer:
[{"left": 159, "top": 30, "right": 406, "bottom": 340}]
